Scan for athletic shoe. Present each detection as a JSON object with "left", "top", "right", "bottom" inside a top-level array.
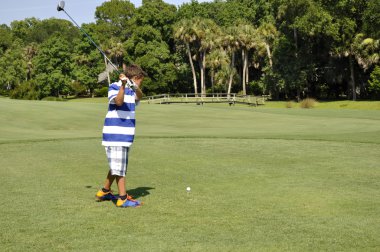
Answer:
[
  {"left": 116, "top": 195, "right": 142, "bottom": 208},
  {"left": 95, "top": 190, "right": 115, "bottom": 201}
]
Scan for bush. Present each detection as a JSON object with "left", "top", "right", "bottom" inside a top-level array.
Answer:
[
  {"left": 0, "top": 88, "right": 10, "bottom": 96},
  {"left": 248, "top": 80, "right": 264, "bottom": 95},
  {"left": 285, "top": 101, "right": 295, "bottom": 108},
  {"left": 369, "top": 66, "right": 380, "bottom": 98},
  {"left": 10, "top": 81, "right": 39, "bottom": 100},
  {"left": 69, "top": 81, "right": 87, "bottom": 97},
  {"left": 94, "top": 86, "right": 108, "bottom": 97},
  {"left": 300, "top": 98, "right": 318, "bottom": 108}
]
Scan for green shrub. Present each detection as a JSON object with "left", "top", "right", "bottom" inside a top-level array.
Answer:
[
  {"left": 248, "top": 80, "right": 264, "bottom": 95},
  {"left": 300, "top": 98, "right": 318, "bottom": 108},
  {"left": 369, "top": 66, "right": 380, "bottom": 98},
  {"left": 10, "top": 81, "right": 39, "bottom": 100},
  {"left": 69, "top": 81, "right": 87, "bottom": 97},
  {"left": 285, "top": 101, "right": 295, "bottom": 108},
  {"left": 94, "top": 86, "right": 108, "bottom": 97},
  {"left": 0, "top": 89, "right": 10, "bottom": 96}
]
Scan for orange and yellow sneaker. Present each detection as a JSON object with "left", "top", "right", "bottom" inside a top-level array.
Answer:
[
  {"left": 116, "top": 195, "right": 142, "bottom": 208},
  {"left": 95, "top": 189, "right": 114, "bottom": 202}
]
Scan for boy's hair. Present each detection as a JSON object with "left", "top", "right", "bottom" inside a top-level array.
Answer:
[{"left": 124, "top": 64, "right": 147, "bottom": 79}]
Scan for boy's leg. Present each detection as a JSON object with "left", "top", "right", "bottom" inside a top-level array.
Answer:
[
  {"left": 116, "top": 176, "right": 126, "bottom": 197},
  {"left": 99, "top": 146, "right": 128, "bottom": 202},
  {"left": 115, "top": 175, "right": 141, "bottom": 207},
  {"left": 103, "top": 170, "right": 116, "bottom": 190},
  {"left": 96, "top": 172, "right": 115, "bottom": 201},
  {"left": 104, "top": 146, "right": 140, "bottom": 207}
]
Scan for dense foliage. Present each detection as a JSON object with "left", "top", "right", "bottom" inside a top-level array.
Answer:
[{"left": 0, "top": 0, "right": 379, "bottom": 100}]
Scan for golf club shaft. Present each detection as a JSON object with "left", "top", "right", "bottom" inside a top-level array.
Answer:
[{"left": 62, "top": 9, "right": 120, "bottom": 74}]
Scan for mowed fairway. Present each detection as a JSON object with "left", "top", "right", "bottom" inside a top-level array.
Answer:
[{"left": 1, "top": 98, "right": 380, "bottom": 251}]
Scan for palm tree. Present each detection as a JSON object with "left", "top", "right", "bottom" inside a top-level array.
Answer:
[
  {"left": 223, "top": 26, "right": 240, "bottom": 97},
  {"left": 257, "top": 23, "right": 278, "bottom": 68},
  {"left": 351, "top": 34, "right": 379, "bottom": 95},
  {"left": 237, "top": 23, "right": 258, "bottom": 95},
  {"left": 174, "top": 19, "right": 198, "bottom": 95},
  {"left": 333, "top": 31, "right": 376, "bottom": 101},
  {"left": 341, "top": 34, "right": 379, "bottom": 101},
  {"left": 106, "top": 39, "right": 125, "bottom": 68},
  {"left": 102, "top": 39, "right": 124, "bottom": 85},
  {"left": 215, "top": 64, "right": 235, "bottom": 93},
  {"left": 196, "top": 18, "right": 219, "bottom": 96},
  {"left": 207, "top": 48, "right": 229, "bottom": 93},
  {"left": 23, "top": 43, "right": 38, "bottom": 81},
  {"left": 354, "top": 34, "right": 380, "bottom": 71}
]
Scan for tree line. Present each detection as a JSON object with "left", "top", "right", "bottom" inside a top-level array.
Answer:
[{"left": 0, "top": 0, "right": 379, "bottom": 100}]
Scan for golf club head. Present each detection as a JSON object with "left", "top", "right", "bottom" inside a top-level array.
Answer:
[{"left": 57, "top": 1, "right": 65, "bottom": 11}]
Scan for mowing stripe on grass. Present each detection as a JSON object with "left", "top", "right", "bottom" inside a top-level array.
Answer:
[{"left": 1, "top": 99, "right": 380, "bottom": 251}]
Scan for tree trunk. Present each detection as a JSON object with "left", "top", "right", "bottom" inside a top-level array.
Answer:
[
  {"left": 186, "top": 43, "right": 198, "bottom": 95},
  {"left": 241, "top": 49, "right": 245, "bottom": 92},
  {"left": 265, "top": 43, "right": 273, "bottom": 67},
  {"left": 199, "top": 51, "right": 206, "bottom": 97},
  {"left": 349, "top": 55, "right": 357, "bottom": 101},
  {"left": 202, "top": 53, "right": 206, "bottom": 95},
  {"left": 227, "top": 52, "right": 235, "bottom": 97},
  {"left": 199, "top": 54, "right": 204, "bottom": 97},
  {"left": 211, "top": 71, "right": 214, "bottom": 94},
  {"left": 246, "top": 54, "right": 249, "bottom": 89},
  {"left": 242, "top": 49, "right": 247, "bottom": 95}
]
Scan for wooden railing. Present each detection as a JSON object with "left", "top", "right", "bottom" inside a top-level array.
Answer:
[{"left": 142, "top": 93, "right": 270, "bottom": 106}]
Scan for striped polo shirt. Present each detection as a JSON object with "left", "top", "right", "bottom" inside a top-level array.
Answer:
[{"left": 102, "top": 80, "right": 138, "bottom": 147}]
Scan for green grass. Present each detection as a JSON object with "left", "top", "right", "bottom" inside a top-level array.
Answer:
[
  {"left": 67, "top": 97, "right": 108, "bottom": 103},
  {"left": 1, "top": 99, "right": 380, "bottom": 251},
  {"left": 265, "top": 100, "right": 380, "bottom": 110}
]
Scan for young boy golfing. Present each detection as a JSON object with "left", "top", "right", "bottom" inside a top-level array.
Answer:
[{"left": 96, "top": 64, "right": 146, "bottom": 207}]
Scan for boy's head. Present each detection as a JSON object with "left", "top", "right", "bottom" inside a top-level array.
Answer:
[{"left": 124, "top": 64, "right": 147, "bottom": 82}]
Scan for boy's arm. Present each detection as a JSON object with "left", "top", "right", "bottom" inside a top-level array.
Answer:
[
  {"left": 114, "top": 85, "right": 125, "bottom": 106},
  {"left": 135, "top": 86, "right": 143, "bottom": 100},
  {"left": 114, "top": 74, "right": 128, "bottom": 106}
]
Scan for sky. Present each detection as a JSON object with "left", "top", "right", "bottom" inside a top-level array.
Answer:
[{"left": 0, "top": 0, "right": 210, "bottom": 26}]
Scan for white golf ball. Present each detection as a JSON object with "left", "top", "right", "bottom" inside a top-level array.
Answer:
[{"left": 186, "top": 186, "right": 191, "bottom": 192}]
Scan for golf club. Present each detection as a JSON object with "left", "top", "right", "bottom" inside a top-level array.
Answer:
[{"left": 57, "top": 1, "right": 120, "bottom": 74}]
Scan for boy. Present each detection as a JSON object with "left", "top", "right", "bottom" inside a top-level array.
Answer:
[{"left": 96, "top": 64, "right": 146, "bottom": 207}]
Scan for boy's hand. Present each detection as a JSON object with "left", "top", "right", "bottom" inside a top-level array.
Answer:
[
  {"left": 119, "top": 74, "right": 128, "bottom": 87},
  {"left": 129, "top": 82, "right": 138, "bottom": 91}
]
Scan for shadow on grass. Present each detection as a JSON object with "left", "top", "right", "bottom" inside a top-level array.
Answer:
[
  {"left": 91, "top": 186, "right": 154, "bottom": 206},
  {"left": 87, "top": 185, "right": 154, "bottom": 199},
  {"left": 127, "top": 187, "right": 155, "bottom": 199},
  {"left": 111, "top": 186, "right": 155, "bottom": 199},
  {"left": 109, "top": 187, "right": 155, "bottom": 206}
]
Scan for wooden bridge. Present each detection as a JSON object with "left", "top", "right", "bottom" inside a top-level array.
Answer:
[{"left": 142, "top": 93, "right": 269, "bottom": 106}]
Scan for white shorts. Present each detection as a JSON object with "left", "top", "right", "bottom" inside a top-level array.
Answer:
[{"left": 105, "top": 146, "right": 129, "bottom": 177}]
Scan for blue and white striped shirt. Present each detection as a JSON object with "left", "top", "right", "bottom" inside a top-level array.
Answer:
[{"left": 102, "top": 80, "right": 138, "bottom": 147}]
